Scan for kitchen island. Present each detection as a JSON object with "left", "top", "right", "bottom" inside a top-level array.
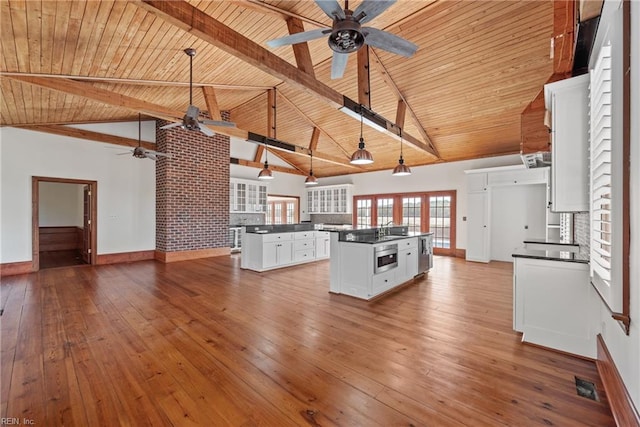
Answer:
[
  {"left": 240, "top": 223, "right": 331, "bottom": 272},
  {"left": 329, "top": 227, "right": 433, "bottom": 300}
]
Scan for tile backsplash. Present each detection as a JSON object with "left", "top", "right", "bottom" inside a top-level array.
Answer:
[
  {"left": 310, "top": 213, "right": 353, "bottom": 225},
  {"left": 574, "top": 212, "right": 590, "bottom": 252},
  {"left": 230, "top": 213, "right": 265, "bottom": 226}
]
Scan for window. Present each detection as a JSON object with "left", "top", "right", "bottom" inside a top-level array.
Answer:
[
  {"left": 377, "top": 198, "right": 394, "bottom": 227},
  {"left": 429, "top": 195, "right": 451, "bottom": 249},
  {"left": 356, "top": 198, "right": 372, "bottom": 229},
  {"left": 587, "top": 0, "right": 630, "bottom": 334},
  {"left": 266, "top": 197, "right": 299, "bottom": 225},
  {"left": 353, "top": 191, "right": 456, "bottom": 255},
  {"left": 402, "top": 197, "right": 421, "bottom": 234}
]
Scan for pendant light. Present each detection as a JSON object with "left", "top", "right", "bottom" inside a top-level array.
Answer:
[
  {"left": 258, "top": 146, "right": 273, "bottom": 180},
  {"left": 392, "top": 128, "right": 411, "bottom": 176},
  {"left": 258, "top": 88, "right": 277, "bottom": 180},
  {"left": 350, "top": 106, "right": 374, "bottom": 165},
  {"left": 305, "top": 150, "right": 318, "bottom": 186}
]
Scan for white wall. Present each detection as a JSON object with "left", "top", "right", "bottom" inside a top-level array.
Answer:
[
  {"left": 0, "top": 126, "right": 156, "bottom": 263},
  {"left": 38, "top": 182, "right": 83, "bottom": 227},
  {"left": 311, "top": 154, "right": 523, "bottom": 248}
]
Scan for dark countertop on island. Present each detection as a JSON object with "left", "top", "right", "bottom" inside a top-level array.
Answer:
[{"left": 512, "top": 247, "right": 589, "bottom": 264}]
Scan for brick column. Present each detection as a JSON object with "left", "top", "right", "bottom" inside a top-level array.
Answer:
[{"left": 155, "top": 117, "right": 230, "bottom": 262}]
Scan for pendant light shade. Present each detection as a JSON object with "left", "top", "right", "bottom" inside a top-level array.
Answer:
[
  {"left": 350, "top": 106, "right": 373, "bottom": 165},
  {"left": 305, "top": 151, "right": 318, "bottom": 185},
  {"left": 392, "top": 129, "right": 411, "bottom": 176},
  {"left": 258, "top": 158, "right": 274, "bottom": 180}
]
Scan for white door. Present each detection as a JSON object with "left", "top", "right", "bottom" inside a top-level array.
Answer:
[
  {"left": 490, "top": 184, "right": 546, "bottom": 262},
  {"left": 466, "top": 192, "right": 489, "bottom": 262}
]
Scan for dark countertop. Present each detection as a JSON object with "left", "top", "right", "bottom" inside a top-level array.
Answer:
[
  {"left": 512, "top": 247, "right": 589, "bottom": 264},
  {"left": 244, "top": 223, "right": 315, "bottom": 234},
  {"left": 523, "top": 238, "right": 579, "bottom": 247},
  {"left": 338, "top": 230, "right": 433, "bottom": 244}
]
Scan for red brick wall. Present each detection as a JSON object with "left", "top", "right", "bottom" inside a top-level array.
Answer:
[{"left": 155, "top": 118, "right": 230, "bottom": 252}]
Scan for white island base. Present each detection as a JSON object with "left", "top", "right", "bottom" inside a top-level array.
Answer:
[{"left": 329, "top": 233, "right": 422, "bottom": 300}]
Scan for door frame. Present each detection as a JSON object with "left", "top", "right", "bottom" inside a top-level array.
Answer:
[{"left": 32, "top": 176, "right": 97, "bottom": 271}]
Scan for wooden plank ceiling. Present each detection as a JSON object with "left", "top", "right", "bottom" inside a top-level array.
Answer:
[{"left": 0, "top": 0, "right": 554, "bottom": 177}]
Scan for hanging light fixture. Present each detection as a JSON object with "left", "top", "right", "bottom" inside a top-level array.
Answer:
[
  {"left": 350, "top": 105, "right": 374, "bottom": 165},
  {"left": 392, "top": 128, "right": 411, "bottom": 176},
  {"left": 305, "top": 150, "right": 318, "bottom": 186},
  {"left": 258, "top": 88, "right": 277, "bottom": 180},
  {"left": 258, "top": 146, "right": 273, "bottom": 180}
]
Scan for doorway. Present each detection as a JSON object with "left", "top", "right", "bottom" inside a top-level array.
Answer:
[{"left": 32, "top": 177, "right": 97, "bottom": 270}]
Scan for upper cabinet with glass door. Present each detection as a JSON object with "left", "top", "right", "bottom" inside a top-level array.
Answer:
[
  {"left": 307, "top": 184, "right": 353, "bottom": 214},
  {"left": 230, "top": 178, "right": 268, "bottom": 213}
]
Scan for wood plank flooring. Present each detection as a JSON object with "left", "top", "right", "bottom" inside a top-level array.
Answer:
[{"left": 0, "top": 255, "right": 615, "bottom": 426}]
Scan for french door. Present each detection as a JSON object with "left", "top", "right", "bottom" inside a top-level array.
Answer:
[{"left": 353, "top": 191, "right": 456, "bottom": 256}]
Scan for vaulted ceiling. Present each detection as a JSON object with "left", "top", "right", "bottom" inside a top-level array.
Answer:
[{"left": 0, "top": 0, "right": 556, "bottom": 177}]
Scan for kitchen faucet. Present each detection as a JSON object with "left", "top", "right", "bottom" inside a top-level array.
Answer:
[{"left": 378, "top": 221, "right": 394, "bottom": 238}]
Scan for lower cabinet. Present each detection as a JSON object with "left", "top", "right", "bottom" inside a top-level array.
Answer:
[
  {"left": 262, "top": 240, "right": 293, "bottom": 269},
  {"left": 513, "top": 257, "right": 598, "bottom": 358},
  {"left": 315, "top": 231, "right": 331, "bottom": 259},
  {"left": 397, "top": 238, "right": 419, "bottom": 281},
  {"left": 242, "top": 231, "right": 327, "bottom": 272}
]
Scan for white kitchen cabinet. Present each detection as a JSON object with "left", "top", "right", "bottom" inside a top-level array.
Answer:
[
  {"left": 242, "top": 230, "right": 328, "bottom": 272},
  {"left": 513, "top": 256, "right": 598, "bottom": 358},
  {"left": 465, "top": 166, "right": 549, "bottom": 263},
  {"left": 315, "top": 231, "right": 331, "bottom": 259},
  {"left": 263, "top": 240, "right": 293, "bottom": 269},
  {"left": 544, "top": 74, "right": 590, "bottom": 212},
  {"left": 398, "top": 249, "right": 419, "bottom": 283},
  {"left": 307, "top": 184, "right": 353, "bottom": 214},
  {"left": 230, "top": 178, "right": 268, "bottom": 213}
]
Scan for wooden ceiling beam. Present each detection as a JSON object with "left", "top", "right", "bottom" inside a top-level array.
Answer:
[
  {"left": 309, "top": 127, "right": 320, "bottom": 152},
  {"left": 395, "top": 99, "right": 407, "bottom": 129},
  {"left": 286, "top": 17, "right": 316, "bottom": 77},
  {"left": 368, "top": 49, "right": 440, "bottom": 158},
  {"left": 19, "top": 124, "right": 156, "bottom": 150},
  {"left": 134, "top": 0, "right": 435, "bottom": 157},
  {"left": 7, "top": 74, "right": 356, "bottom": 169},
  {"left": 234, "top": 158, "right": 307, "bottom": 175},
  {"left": 357, "top": 47, "right": 371, "bottom": 108},
  {"left": 0, "top": 71, "right": 271, "bottom": 90},
  {"left": 229, "top": 0, "right": 327, "bottom": 28},
  {"left": 202, "top": 86, "right": 222, "bottom": 122}
]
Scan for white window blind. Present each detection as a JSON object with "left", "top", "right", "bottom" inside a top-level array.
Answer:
[{"left": 589, "top": 45, "right": 613, "bottom": 291}]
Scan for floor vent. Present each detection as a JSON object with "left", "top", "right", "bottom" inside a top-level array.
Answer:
[{"left": 575, "top": 376, "right": 599, "bottom": 401}]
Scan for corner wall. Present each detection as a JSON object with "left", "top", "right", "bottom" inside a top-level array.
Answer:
[{"left": 0, "top": 125, "right": 156, "bottom": 263}]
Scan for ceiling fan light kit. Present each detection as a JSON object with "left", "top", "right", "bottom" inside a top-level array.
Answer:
[
  {"left": 159, "top": 48, "right": 235, "bottom": 136},
  {"left": 266, "top": 0, "right": 417, "bottom": 79}
]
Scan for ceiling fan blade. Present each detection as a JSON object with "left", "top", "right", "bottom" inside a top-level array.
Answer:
[
  {"left": 354, "top": 0, "right": 396, "bottom": 24},
  {"left": 116, "top": 151, "right": 133, "bottom": 155},
  {"left": 362, "top": 27, "right": 418, "bottom": 57},
  {"left": 331, "top": 51, "right": 349, "bottom": 79},
  {"left": 315, "top": 0, "right": 345, "bottom": 20},
  {"left": 145, "top": 149, "right": 173, "bottom": 159},
  {"left": 266, "top": 28, "right": 331, "bottom": 48},
  {"left": 159, "top": 122, "right": 183, "bottom": 130},
  {"left": 145, "top": 153, "right": 158, "bottom": 161},
  {"left": 200, "top": 119, "right": 236, "bottom": 127},
  {"left": 199, "top": 125, "right": 215, "bottom": 137}
]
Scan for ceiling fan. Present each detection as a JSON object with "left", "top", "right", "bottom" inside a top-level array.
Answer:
[
  {"left": 266, "top": 0, "right": 417, "bottom": 79},
  {"left": 119, "top": 114, "right": 172, "bottom": 161},
  {"left": 160, "top": 48, "right": 235, "bottom": 137}
]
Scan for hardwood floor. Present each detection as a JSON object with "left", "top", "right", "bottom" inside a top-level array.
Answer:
[
  {"left": 0, "top": 255, "right": 614, "bottom": 426},
  {"left": 39, "top": 250, "right": 86, "bottom": 269}
]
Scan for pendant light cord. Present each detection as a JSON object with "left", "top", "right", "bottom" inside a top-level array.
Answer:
[
  {"left": 189, "top": 53, "right": 193, "bottom": 106},
  {"left": 360, "top": 105, "right": 364, "bottom": 140},
  {"left": 399, "top": 128, "right": 403, "bottom": 158}
]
